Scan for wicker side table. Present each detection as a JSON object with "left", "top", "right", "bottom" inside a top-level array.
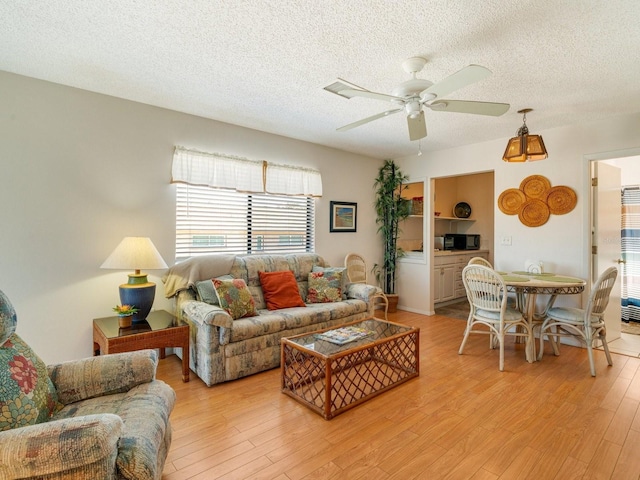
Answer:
[{"left": 93, "top": 309, "right": 190, "bottom": 382}]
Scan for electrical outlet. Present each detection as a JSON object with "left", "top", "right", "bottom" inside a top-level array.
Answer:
[{"left": 501, "top": 236, "right": 512, "bottom": 246}]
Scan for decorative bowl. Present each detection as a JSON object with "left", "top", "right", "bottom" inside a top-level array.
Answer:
[{"left": 453, "top": 202, "right": 472, "bottom": 218}]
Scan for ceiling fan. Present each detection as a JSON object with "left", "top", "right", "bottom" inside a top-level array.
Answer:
[{"left": 324, "top": 57, "right": 510, "bottom": 141}]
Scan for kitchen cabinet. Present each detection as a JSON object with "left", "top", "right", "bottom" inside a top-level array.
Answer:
[
  {"left": 433, "top": 251, "right": 489, "bottom": 305},
  {"left": 433, "top": 259, "right": 456, "bottom": 303}
]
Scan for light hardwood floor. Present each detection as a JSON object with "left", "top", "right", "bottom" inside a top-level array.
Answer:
[{"left": 158, "top": 310, "right": 640, "bottom": 480}]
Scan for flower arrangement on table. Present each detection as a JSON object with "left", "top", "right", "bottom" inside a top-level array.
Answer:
[{"left": 112, "top": 305, "right": 139, "bottom": 316}]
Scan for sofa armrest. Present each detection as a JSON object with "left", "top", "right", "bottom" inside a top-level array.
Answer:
[
  {"left": 48, "top": 350, "right": 158, "bottom": 405},
  {"left": 182, "top": 300, "right": 234, "bottom": 328},
  {"left": 0, "top": 414, "right": 122, "bottom": 479},
  {"left": 346, "top": 283, "right": 381, "bottom": 302}
]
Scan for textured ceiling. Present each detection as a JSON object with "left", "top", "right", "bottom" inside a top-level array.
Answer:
[{"left": 1, "top": 1, "right": 639, "bottom": 159}]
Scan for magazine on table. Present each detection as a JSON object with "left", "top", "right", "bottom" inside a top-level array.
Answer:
[{"left": 315, "top": 326, "right": 374, "bottom": 345}]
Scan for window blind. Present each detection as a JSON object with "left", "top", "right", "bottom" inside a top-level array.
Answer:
[{"left": 176, "top": 184, "right": 315, "bottom": 260}]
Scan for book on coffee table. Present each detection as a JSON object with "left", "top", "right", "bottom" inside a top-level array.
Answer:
[{"left": 314, "top": 326, "right": 374, "bottom": 345}]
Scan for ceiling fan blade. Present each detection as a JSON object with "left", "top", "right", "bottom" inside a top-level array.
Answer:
[
  {"left": 324, "top": 79, "right": 401, "bottom": 102},
  {"left": 428, "top": 100, "right": 510, "bottom": 116},
  {"left": 337, "top": 108, "right": 402, "bottom": 132},
  {"left": 407, "top": 111, "right": 427, "bottom": 141},
  {"left": 420, "top": 65, "right": 492, "bottom": 100},
  {"left": 340, "top": 89, "right": 401, "bottom": 102}
]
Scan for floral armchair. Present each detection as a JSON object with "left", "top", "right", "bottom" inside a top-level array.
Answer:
[{"left": 0, "top": 289, "right": 176, "bottom": 479}]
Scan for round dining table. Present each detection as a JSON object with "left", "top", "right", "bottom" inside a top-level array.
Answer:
[{"left": 499, "top": 271, "right": 587, "bottom": 360}]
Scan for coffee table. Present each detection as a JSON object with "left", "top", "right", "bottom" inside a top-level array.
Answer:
[
  {"left": 93, "top": 309, "right": 190, "bottom": 382},
  {"left": 281, "top": 318, "right": 419, "bottom": 419}
]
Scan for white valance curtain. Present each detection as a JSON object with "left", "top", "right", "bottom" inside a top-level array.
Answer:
[
  {"left": 171, "top": 147, "right": 264, "bottom": 193},
  {"left": 265, "top": 162, "right": 323, "bottom": 197},
  {"left": 171, "top": 146, "right": 322, "bottom": 197}
]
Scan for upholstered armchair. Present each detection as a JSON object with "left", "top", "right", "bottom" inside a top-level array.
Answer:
[{"left": 0, "top": 289, "right": 176, "bottom": 479}]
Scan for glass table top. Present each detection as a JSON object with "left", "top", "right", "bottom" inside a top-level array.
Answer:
[
  {"left": 94, "top": 310, "right": 180, "bottom": 339},
  {"left": 284, "top": 318, "right": 415, "bottom": 356}
]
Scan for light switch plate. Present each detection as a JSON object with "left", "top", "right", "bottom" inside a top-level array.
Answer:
[{"left": 501, "top": 236, "right": 512, "bottom": 246}]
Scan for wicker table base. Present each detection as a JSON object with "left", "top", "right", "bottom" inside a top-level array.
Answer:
[{"left": 281, "top": 318, "right": 419, "bottom": 420}]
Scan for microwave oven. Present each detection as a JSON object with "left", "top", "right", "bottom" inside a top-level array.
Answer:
[
  {"left": 434, "top": 236, "right": 454, "bottom": 250},
  {"left": 444, "top": 233, "right": 480, "bottom": 250}
]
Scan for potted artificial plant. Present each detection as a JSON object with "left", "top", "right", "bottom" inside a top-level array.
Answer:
[
  {"left": 113, "top": 304, "right": 139, "bottom": 328},
  {"left": 373, "top": 159, "right": 411, "bottom": 312}
]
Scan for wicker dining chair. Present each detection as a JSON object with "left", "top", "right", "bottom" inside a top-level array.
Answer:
[
  {"left": 467, "top": 256, "right": 493, "bottom": 268},
  {"left": 459, "top": 264, "right": 534, "bottom": 371},
  {"left": 344, "top": 253, "right": 388, "bottom": 320},
  {"left": 344, "top": 253, "right": 367, "bottom": 284},
  {"left": 538, "top": 266, "right": 618, "bottom": 376}
]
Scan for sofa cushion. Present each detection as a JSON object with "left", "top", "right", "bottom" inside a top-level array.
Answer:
[
  {"left": 0, "top": 333, "right": 60, "bottom": 431},
  {"left": 228, "top": 311, "right": 288, "bottom": 343},
  {"left": 213, "top": 278, "right": 258, "bottom": 320},
  {"left": 227, "top": 300, "right": 370, "bottom": 346},
  {"left": 195, "top": 274, "right": 234, "bottom": 305},
  {"left": 307, "top": 270, "right": 343, "bottom": 303},
  {"left": 258, "top": 270, "right": 306, "bottom": 310}
]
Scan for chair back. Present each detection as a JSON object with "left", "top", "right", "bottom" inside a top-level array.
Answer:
[
  {"left": 0, "top": 288, "right": 18, "bottom": 346},
  {"left": 468, "top": 257, "right": 492, "bottom": 268},
  {"left": 462, "top": 265, "right": 508, "bottom": 314},
  {"left": 344, "top": 253, "right": 367, "bottom": 284},
  {"left": 585, "top": 266, "right": 618, "bottom": 320}
]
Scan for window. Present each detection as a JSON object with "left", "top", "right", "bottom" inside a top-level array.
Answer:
[{"left": 176, "top": 184, "right": 315, "bottom": 260}]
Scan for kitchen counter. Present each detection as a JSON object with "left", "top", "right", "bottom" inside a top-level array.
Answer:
[{"left": 434, "top": 249, "right": 489, "bottom": 256}]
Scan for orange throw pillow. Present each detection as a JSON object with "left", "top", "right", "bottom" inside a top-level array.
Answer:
[{"left": 258, "top": 270, "right": 306, "bottom": 310}]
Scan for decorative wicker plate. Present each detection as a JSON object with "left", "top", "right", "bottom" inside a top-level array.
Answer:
[
  {"left": 453, "top": 202, "right": 472, "bottom": 218},
  {"left": 545, "top": 185, "right": 577, "bottom": 215},
  {"left": 518, "top": 199, "right": 550, "bottom": 227},
  {"left": 519, "top": 175, "right": 551, "bottom": 199},
  {"left": 498, "top": 188, "right": 527, "bottom": 215}
]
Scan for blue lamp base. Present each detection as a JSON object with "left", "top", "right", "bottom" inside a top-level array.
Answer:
[{"left": 119, "top": 273, "right": 155, "bottom": 321}]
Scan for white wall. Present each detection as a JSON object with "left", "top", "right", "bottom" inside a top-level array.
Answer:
[
  {"left": 608, "top": 155, "right": 640, "bottom": 185},
  {"left": 396, "top": 112, "right": 640, "bottom": 315},
  {"left": 0, "top": 71, "right": 382, "bottom": 363}
]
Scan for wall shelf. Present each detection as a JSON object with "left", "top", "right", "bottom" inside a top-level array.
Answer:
[{"left": 435, "top": 217, "right": 475, "bottom": 222}]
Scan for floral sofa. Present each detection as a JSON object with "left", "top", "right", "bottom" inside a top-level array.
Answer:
[
  {"left": 163, "top": 253, "right": 380, "bottom": 387},
  {"left": 0, "top": 289, "right": 175, "bottom": 480}
]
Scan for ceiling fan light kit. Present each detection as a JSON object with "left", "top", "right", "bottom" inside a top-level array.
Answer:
[
  {"left": 503, "top": 108, "right": 548, "bottom": 162},
  {"left": 324, "top": 57, "right": 510, "bottom": 143}
]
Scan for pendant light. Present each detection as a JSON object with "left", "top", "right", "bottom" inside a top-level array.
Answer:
[{"left": 502, "top": 108, "right": 548, "bottom": 162}]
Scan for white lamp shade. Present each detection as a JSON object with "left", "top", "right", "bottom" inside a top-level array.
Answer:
[{"left": 101, "top": 237, "right": 168, "bottom": 271}]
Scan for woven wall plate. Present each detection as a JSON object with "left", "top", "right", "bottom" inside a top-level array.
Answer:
[
  {"left": 545, "top": 185, "right": 577, "bottom": 215},
  {"left": 518, "top": 199, "right": 550, "bottom": 227},
  {"left": 519, "top": 175, "right": 551, "bottom": 199},
  {"left": 498, "top": 188, "right": 526, "bottom": 215}
]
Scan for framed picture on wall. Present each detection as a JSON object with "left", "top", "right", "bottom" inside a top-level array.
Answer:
[{"left": 330, "top": 201, "right": 357, "bottom": 232}]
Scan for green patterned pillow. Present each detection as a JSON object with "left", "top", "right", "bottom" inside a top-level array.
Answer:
[
  {"left": 312, "top": 266, "right": 347, "bottom": 299},
  {"left": 0, "top": 333, "right": 61, "bottom": 431},
  {"left": 213, "top": 278, "right": 258, "bottom": 320},
  {"left": 307, "top": 270, "right": 343, "bottom": 303}
]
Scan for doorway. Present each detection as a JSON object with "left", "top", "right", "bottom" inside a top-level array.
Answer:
[{"left": 592, "top": 152, "right": 640, "bottom": 357}]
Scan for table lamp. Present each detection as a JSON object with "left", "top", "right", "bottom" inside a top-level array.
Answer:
[{"left": 101, "top": 237, "right": 168, "bottom": 321}]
